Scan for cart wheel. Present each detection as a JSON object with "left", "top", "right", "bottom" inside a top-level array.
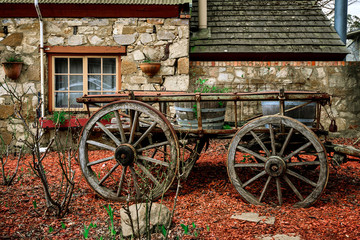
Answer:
[
  {"left": 227, "top": 115, "right": 329, "bottom": 207},
  {"left": 79, "top": 100, "right": 179, "bottom": 201}
]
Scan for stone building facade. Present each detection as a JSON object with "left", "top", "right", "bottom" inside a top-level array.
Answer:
[{"left": 0, "top": 16, "right": 190, "bottom": 144}]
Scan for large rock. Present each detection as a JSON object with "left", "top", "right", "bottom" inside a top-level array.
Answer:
[
  {"left": 68, "top": 35, "right": 85, "bottom": 46},
  {"left": 0, "top": 33, "right": 23, "bottom": 47},
  {"left": 163, "top": 75, "right": 189, "bottom": 91},
  {"left": 48, "top": 36, "right": 64, "bottom": 45},
  {"left": 120, "top": 203, "right": 170, "bottom": 237},
  {"left": 169, "top": 39, "right": 188, "bottom": 59},
  {"left": 121, "top": 59, "right": 137, "bottom": 75},
  {"left": 114, "top": 33, "right": 137, "bottom": 45},
  {"left": 0, "top": 105, "right": 14, "bottom": 119}
]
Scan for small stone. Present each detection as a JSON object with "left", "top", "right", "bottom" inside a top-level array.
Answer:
[
  {"left": 89, "top": 19, "right": 109, "bottom": 26},
  {"left": 0, "top": 130, "right": 13, "bottom": 145},
  {"left": 157, "top": 30, "right": 175, "bottom": 40},
  {"left": 147, "top": 76, "right": 162, "bottom": 84},
  {"left": 159, "top": 66, "right": 174, "bottom": 76},
  {"left": 147, "top": 19, "right": 164, "bottom": 25},
  {"left": 0, "top": 105, "right": 14, "bottom": 119},
  {"left": 121, "top": 59, "right": 137, "bottom": 75},
  {"left": 88, "top": 36, "right": 103, "bottom": 45},
  {"left": 122, "top": 26, "right": 136, "bottom": 34},
  {"left": 169, "top": 39, "right": 188, "bottom": 59},
  {"left": 132, "top": 50, "right": 145, "bottom": 61},
  {"left": 163, "top": 75, "right": 189, "bottom": 91},
  {"left": 140, "top": 33, "right": 153, "bottom": 44},
  {"left": 130, "top": 76, "right": 147, "bottom": 84},
  {"left": 231, "top": 212, "right": 275, "bottom": 225},
  {"left": 136, "top": 26, "right": 152, "bottom": 33}
]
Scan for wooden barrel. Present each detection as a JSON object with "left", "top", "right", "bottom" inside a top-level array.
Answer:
[
  {"left": 261, "top": 101, "right": 316, "bottom": 126},
  {"left": 174, "top": 101, "right": 226, "bottom": 129}
]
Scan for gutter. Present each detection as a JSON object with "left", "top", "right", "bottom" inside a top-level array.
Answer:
[
  {"left": 334, "top": 0, "right": 348, "bottom": 44},
  {"left": 34, "top": 0, "right": 45, "bottom": 118},
  {"left": 198, "top": 0, "right": 207, "bottom": 29}
]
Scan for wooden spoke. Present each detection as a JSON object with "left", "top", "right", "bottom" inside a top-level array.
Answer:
[
  {"left": 276, "top": 178, "right": 283, "bottom": 205},
  {"left": 137, "top": 141, "right": 169, "bottom": 152},
  {"left": 283, "top": 142, "right": 312, "bottom": 161},
  {"left": 96, "top": 121, "right": 121, "bottom": 146},
  {"left": 259, "top": 176, "right": 272, "bottom": 202},
  {"left": 242, "top": 170, "right": 266, "bottom": 188},
  {"left": 138, "top": 155, "right": 170, "bottom": 167},
  {"left": 86, "top": 140, "right": 116, "bottom": 151},
  {"left": 269, "top": 124, "right": 276, "bottom": 155},
  {"left": 133, "top": 122, "right": 157, "bottom": 148},
  {"left": 234, "top": 163, "right": 265, "bottom": 168},
  {"left": 117, "top": 166, "right": 127, "bottom": 197},
  {"left": 236, "top": 146, "right": 267, "bottom": 162},
  {"left": 129, "top": 166, "right": 141, "bottom": 198},
  {"left": 286, "top": 169, "right": 317, "bottom": 187},
  {"left": 99, "top": 163, "right": 119, "bottom": 185},
  {"left": 250, "top": 130, "right": 271, "bottom": 156},
  {"left": 114, "top": 110, "right": 126, "bottom": 143},
  {"left": 128, "top": 111, "right": 139, "bottom": 144},
  {"left": 279, "top": 127, "right": 294, "bottom": 157},
  {"left": 283, "top": 175, "right": 304, "bottom": 201},
  {"left": 287, "top": 161, "right": 320, "bottom": 167},
  {"left": 87, "top": 156, "right": 114, "bottom": 167},
  {"left": 136, "top": 162, "right": 160, "bottom": 186}
]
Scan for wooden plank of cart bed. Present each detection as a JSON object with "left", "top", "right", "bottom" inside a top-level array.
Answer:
[{"left": 77, "top": 91, "right": 330, "bottom": 104}]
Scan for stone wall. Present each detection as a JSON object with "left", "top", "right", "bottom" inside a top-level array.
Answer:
[
  {"left": 190, "top": 61, "right": 360, "bottom": 135},
  {"left": 0, "top": 17, "right": 189, "bottom": 145}
]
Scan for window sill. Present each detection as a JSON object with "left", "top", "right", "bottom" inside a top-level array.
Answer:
[{"left": 39, "top": 118, "right": 111, "bottom": 129}]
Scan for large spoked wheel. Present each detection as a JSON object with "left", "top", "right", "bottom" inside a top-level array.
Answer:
[
  {"left": 227, "top": 115, "right": 329, "bottom": 207},
  {"left": 79, "top": 100, "right": 179, "bottom": 202}
]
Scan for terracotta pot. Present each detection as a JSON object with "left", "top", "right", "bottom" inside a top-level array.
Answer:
[
  {"left": 139, "top": 62, "right": 161, "bottom": 77},
  {"left": 2, "top": 62, "right": 23, "bottom": 80}
]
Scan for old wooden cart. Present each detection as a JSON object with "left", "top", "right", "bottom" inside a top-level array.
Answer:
[{"left": 76, "top": 90, "right": 360, "bottom": 207}]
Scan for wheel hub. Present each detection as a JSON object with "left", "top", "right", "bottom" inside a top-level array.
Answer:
[
  {"left": 265, "top": 156, "right": 286, "bottom": 177},
  {"left": 115, "top": 144, "right": 136, "bottom": 166}
]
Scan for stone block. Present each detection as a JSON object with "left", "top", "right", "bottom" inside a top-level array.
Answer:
[
  {"left": 163, "top": 75, "right": 189, "bottom": 91},
  {"left": 235, "top": 69, "right": 245, "bottom": 78},
  {"left": 68, "top": 35, "right": 85, "bottom": 46},
  {"left": 169, "top": 39, "right": 188, "bottom": 59},
  {"left": 25, "top": 62, "right": 40, "bottom": 81},
  {"left": 47, "top": 36, "right": 64, "bottom": 45},
  {"left": 177, "top": 57, "right": 189, "bottom": 74},
  {"left": 218, "top": 73, "right": 234, "bottom": 82},
  {"left": 114, "top": 33, "right": 137, "bottom": 45},
  {"left": 159, "top": 66, "right": 175, "bottom": 76},
  {"left": 0, "top": 130, "right": 13, "bottom": 145},
  {"left": 22, "top": 43, "right": 37, "bottom": 54},
  {"left": 122, "top": 26, "right": 136, "bottom": 34},
  {"left": 130, "top": 76, "right": 147, "bottom": 84},
  {"left": 143, "top": 46, "right": 164, "bottom": 62},
  {"left": 164, "top": 19, "right": 189, "bottom": 26},
  {"left": 157, "top": 30, "right": 175, "bottom": 40},
  {"left": 0, "top": 105, "right": 14, "bottom": 119},
  {"left": 0, "top": 33, "right": 23, "bottom": 47},
  {"left": 147, "top": 76, "right": 162, "bottom": 84},
  {"left": 136, "top": 26, "right": 153, "bottom": 33},
  {"left": 88, "top": 36, "right": 103, "bottom": 45},
  {"left": 89, "top": 19, "right": 109, "bottom": 26},
  {"left": 161, "top": 59, "right": 176, "bottom": 66},
  {"left": 132, "top": 50, "right": 145, "bottom": 61},
  {"left": 121, "top": 59, "right": 137, "bottom": 75},
  {"left": 140, "top": 33, "right": 153, "bottom": 44},
  {"left": 147, "top": 19, "right": 164, "bottom": 25},
  {"left": 66, "top": 20, "right": 83, "bottom": 26}
]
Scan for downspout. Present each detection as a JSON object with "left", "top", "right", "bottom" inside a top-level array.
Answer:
[
  {"left": 34, "top": 0, "right": 45, "bottom": 118},
  {"left": 198, "top": 0, "right": 207, "bottom": 29},
  {"left": 334, "top": 0, "right": 348, "bottom": 44}
]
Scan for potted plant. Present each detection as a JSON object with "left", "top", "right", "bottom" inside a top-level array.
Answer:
[
  {"left": 139, "top": 59, "right": 161, "bottom": 77},
  {"left": 175, "top": 78, "right": 229, "bottom": 129},
  {"left": 2, "top": 56, "right": 23, "bottom": 80}
]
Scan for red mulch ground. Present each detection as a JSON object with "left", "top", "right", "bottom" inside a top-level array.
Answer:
[{"left": 1, "top": 138, "right": 360, "bottom": 239}]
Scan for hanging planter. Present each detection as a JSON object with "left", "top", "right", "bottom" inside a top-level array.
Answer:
[
  {"left": 2, "top": 56, "right": 23, "bottom": 80},
  {"left": 139, "top": 62, "right": 161, "bottom": 77}
]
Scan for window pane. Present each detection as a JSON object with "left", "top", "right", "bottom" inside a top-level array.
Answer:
[
  {"left": 88, "top": 75, "right": 101, "bottom": 91},
  {"left": 55, "top": 92, "right": 68, "bottom": 108},
  {"left": 103, "top": 58, "right": 116, "bottom": 73},
  {"left": 70, "top": 75, "right": 83, "bottom": 90},
  {"left": 70, "top": 58, "right": 83, "bottom": 74},
  {"left": 55, "top": 58, "right": 68, "bottom": 73},
  {"left": 88, "top": 58, "right": 101, "bottom": 73},
  {"left": 55, "top": 75, "right": 68, "bottom": 91},
  {"left": 69, "top": 92, "right": 83, "bottom": 108},
  {"left": 103, "top": 75, "right": 116, "bottom": 91}
]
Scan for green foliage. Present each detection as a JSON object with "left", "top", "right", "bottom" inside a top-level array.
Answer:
[
  {"left": 222, "top": 124, "right": 232, "bottom": 129},
  {"left": 194, "top": 78, "right": 229, "bottom": 94},
  {"left": 49, "top": 111, "right": 72, "bottom": 125},
  {"left": 61, "top": 222, "right": 66, "bottom": 229},
  {"left": 83, "top": 222, "right": 97, "bottom": 239},
  {"left": 5, "top": 56, "right": 23, "bottom": 62},
  {"left": 158, "top": 225, "right": 167, "bottom": 237},
  {"left": 32, "top": 200, "right": 37, "bottom": 209},
  {"left": 48, "top": 226, "right": 54, "bottom": 233},
  {"left": 101, "top": 112, "right": 114, "bottom": 122},
  {"left": 180, "top": 224, "right": 189, "bottom": 235},
  {"left": 104, "top": 204, "right": 116, "bottom": 236}
]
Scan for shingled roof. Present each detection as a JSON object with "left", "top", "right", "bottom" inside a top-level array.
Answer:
[{"left": 190, "top": 0, "right": 349, "bottom": 61}]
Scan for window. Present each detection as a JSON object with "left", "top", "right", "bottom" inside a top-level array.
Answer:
[
  {"left": 45, "top": 46, "right": 125, "bottom": 112},
  {"left": 53, "top": 56, "right": 118, "bottom": 110}
]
